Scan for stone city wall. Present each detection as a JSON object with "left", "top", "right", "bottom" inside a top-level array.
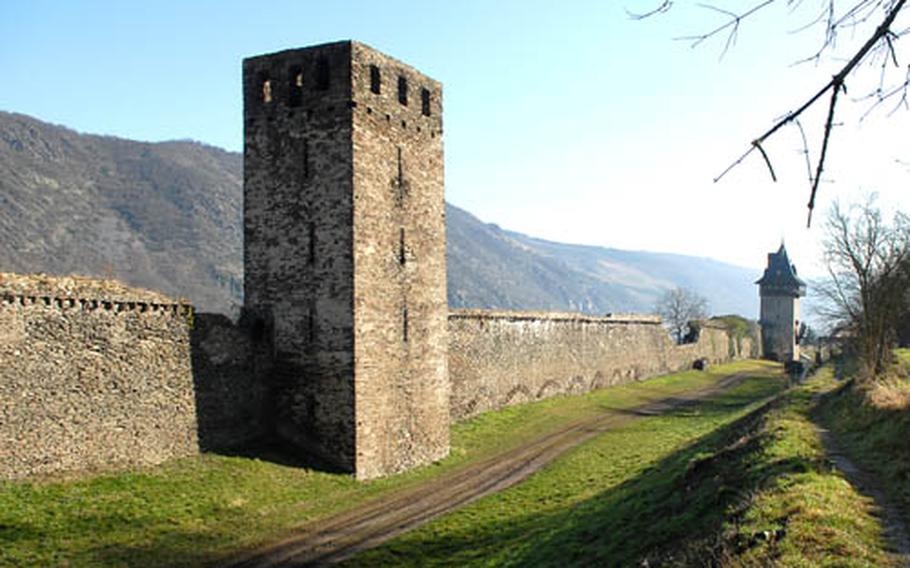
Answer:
[
  {"left": 448, "top": 309, "right": 753, "bottom": 421},
  {"left": 0, "top": 271, "right": 758, "bottom": 481},
  {"left": 190, "top": 313, "right": 267, "bottom": 452},
  {"left": 0, "top": 280, "right": 198, "bottom": 480}
]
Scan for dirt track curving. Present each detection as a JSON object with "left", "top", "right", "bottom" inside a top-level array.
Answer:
[{"left": 227, "top": 372, "right": 753, "bottom": 567}]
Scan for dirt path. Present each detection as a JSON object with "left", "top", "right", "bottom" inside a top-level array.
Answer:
[
  {"left": 815, "top": 425, "right": 910, "bottom": 566},
  {"left": 227, "top": 372, "right": 753, "bottom": 567}
]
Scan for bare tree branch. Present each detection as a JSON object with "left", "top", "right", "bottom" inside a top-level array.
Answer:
[
  {"left": 807, "top": 83, "right": 841, "bottom": 227},
  {"left": 794, "top": 118, "right": 816, "bottom": 186},
  {"left": 675, "top": 0, "right": 776, "bottom": 54},
  {"left": 626, "top": 1, "right": 673, "bottom": 20},
  {"left": 817, "top": 197, "right": 910, "bottom": 377},
  {"left": 753, "top": 140, "right": 778, "bottom": 181},
  {"left": 713, "top": 0, "right": 907, "bottom": 226}
]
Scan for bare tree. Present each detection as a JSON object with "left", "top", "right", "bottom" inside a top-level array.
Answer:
[
  {"left": 637, "top": 1, "right": 910, "bottom": 226},
  {"left": 656, "top": 287, "right": 709, "bottom": 344},
  {"left": 814, "top": 197, "right": 910, "bottom": 377}
]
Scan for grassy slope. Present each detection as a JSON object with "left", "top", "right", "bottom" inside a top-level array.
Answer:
[
  {"left": 348, "top": 366, "right": 899, "bottom": 567},
  {"left": 720, "top": 367, "right": 896, "bottom": 567},
  {"left": 815, "top": 349, "right": 910, "bottom": 538},
  {"left": 0, "top": 360, "right": 779, "bottom": 567}
]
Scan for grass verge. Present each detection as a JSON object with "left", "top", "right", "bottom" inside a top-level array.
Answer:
[
  {"left": 0, "top": 360, "right": 776, "bottom": 567},
  {"left": 347, "top": 365, "right": 899, "bottom": 567},
  {"left": 815, "top": 349, "right": 910, "bottom": 536}
]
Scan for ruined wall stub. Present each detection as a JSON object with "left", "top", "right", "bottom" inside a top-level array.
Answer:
[{"left": 243, "top": 41, "right": 448, "bottom": 479}]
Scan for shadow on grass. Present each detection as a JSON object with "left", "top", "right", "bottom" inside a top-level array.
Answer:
[
  {"left": 1, "top": 371, "right": 787, "bottom": 568},
  {"left": 190, "top": 313, "right": 349, "bottom": 476},
  {"left": 349, "top": 384, "right": 818, "bottom": 567},
  {"left": 85, "top": 527, "right": 229, "bottom": 568}
]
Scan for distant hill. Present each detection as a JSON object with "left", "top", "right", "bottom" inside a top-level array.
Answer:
[
  {"left": 447, "top": 205, "right": 759, "bottom": 316},
  {"left": 0, "top": 111, "right": 760, "bottom": 317},
  {"left": 0, "top": 111, "right": 242, "bottom": 313}
]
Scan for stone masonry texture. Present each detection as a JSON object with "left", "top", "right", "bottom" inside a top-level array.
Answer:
[
  {"left": 243, "top": 41, "right": 449, "bottom": 479},
  {"left": 0, "top": 274, "right": 198, "bottom": 480},
  {"left": 448, "top": 309, "right": 753, "bottom": 421},
  {"left": 190, "top": 313, "right": 267, "bottom": 452}
]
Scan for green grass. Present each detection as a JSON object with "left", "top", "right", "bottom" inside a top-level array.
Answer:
[
  {"left": 347, "top": 362, "right": 787, "bottom": 566},
  {"left": 0, "top": 360, "right": 781, "bottom": 567},
  {"left": 815, "top": 348, "right": 910, "bottom": 534},
  {"left": 724, "top": 367, "right": 896, "bottom": 567},
  {"left": 348, "top": 365, "right": 900, "bottom": 567}
]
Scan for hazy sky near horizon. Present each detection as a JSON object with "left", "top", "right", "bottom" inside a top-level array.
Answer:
[{"left": 1, "top": 1, "right": 907, "bottom": 276}]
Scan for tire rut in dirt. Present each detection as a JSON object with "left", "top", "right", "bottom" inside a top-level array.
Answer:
[{"left": 228, "top": 372, "right": 750, "bottom": 567}]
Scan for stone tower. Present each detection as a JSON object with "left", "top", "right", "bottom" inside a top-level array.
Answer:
[
  {"left": 243, "top": 41, "right": 449, "bottom": 480},
  {"left": 756, "top": 244, "right": 806, "bottom": 362}
]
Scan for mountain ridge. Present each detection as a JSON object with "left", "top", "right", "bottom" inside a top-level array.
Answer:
[{"left": 0, "top": 110, "right": 759, "bottom": 318}]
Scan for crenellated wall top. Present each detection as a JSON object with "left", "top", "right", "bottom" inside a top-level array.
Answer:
[
  {"left": 448, "top": 308, "right": 663, "bottom": 325},
  {"left": 0, "top": 272, "right": 192, "bottom": 315}
]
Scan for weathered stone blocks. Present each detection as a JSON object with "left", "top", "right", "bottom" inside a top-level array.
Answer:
[
  {"left": 448, "top": 309, "right": 751, "bottom": 421},
  {"left": 0, "top": 276, "right": 198, "bottom": 480},
  {"left": 243, "top": 41, "right": 449, "bottom": 479}
]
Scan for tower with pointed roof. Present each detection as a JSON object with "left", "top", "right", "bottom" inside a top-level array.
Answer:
[{"left": 756, "top": 244, "right": 807, "bottom": 362}]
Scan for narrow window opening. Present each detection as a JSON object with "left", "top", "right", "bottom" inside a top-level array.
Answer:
[
  {"left": 288, "top": 66, "right": 303, "bottom": 107},
  {"left": 307, "top": 303, "right": 316, "bottom": 343},
  {"left": 316, "top": 57, "right": 330, "bottom": 90},
  {"left": 260, "top": 75, "right": 273, "bottom": 104},
  {"left": 421, "top": 88, "right": 431, "bottom": 116},
  {"left": 398, "top": 76, "right": 408, "bottom": 105},
  {"left": 399, "top": 228, "right": 406, "bottom": 265},
  {"left": 396, "top": 147, "right": 406, "bottom": 204},
  {"left": 402, "top": 307, "right": 409, "bottom": 343},
  {"left": 303, "top": 139, "right": 310, "bottom": 178},
  {"left": 370, "top": 65, "right": 381, "bottom": 94},
  {"left": 308, "top": 222, "right": 316, "bottom": 264}
]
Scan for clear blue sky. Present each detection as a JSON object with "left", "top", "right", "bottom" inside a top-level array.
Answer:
[{"left": 1, "top": 1, "right": 907, "bottom": 275}]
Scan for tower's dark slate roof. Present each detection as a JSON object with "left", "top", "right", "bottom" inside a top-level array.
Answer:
[{"left": 756, "top": 244, "right": 806, "bottom": 296}]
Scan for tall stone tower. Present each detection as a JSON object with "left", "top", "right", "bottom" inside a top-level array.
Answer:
[
  {"left": 756, "top": 244, "right": 807, "bottom": 362},
  {"left": 243, "top": 41, "right": 449, "bottom": 480}
]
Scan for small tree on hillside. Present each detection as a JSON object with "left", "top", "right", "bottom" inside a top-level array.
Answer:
[
  {"left": 815, "top": 197, "right": 910, "bottom": 378},
  {"left": 656, "top": 287, "right": 709, "bottom": 344}
]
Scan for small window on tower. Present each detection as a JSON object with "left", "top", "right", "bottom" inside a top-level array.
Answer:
[
  {"left": 308, "top": 222, "right": 316, "bottom": 264},
  {"left": 370, "top": 65, "right": 381, "bottom": 94},
  {"left": 316, "top": 57, "right": 330, "bottom": 90},
  {"left": 402, "top": 307, "right": 409, "bottom": 343},
  {"left": 421, "top": 88, "right": 431, "bottom": 116},
  {"left": 288, "top": 66, "right": 303, "bottom": 107},
  {"left": 398, "top": 76, "right": 408, "bottom": 105},
  {"left": 260, "top": 76, "right": 273, "bottom": 104},
  {"left": 399, "top": 228, "right": 406, "bottom": 265}
]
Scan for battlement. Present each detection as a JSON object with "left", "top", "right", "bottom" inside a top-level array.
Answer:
[
  {"left": 243, "top": 41, "right": 441, "bottom": 140},
  {"left": 1, "top": 294, "right": 192, "bottom": 316},
  {"left": 0, "top": 272, "right": 191, "bottom": 317},
  {"left": 449, "top": 308, "right": 663, "bottom": 326}
]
